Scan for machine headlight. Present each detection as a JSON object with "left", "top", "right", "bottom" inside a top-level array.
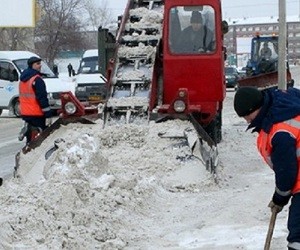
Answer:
[
  {"left": 174, "top": 100, "right": 186, "bottom": 113},
  {"left": 64, "top": 102, "right": 77, "bottom": 114}
]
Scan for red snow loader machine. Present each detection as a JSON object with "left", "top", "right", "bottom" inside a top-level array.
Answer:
[
  {"left": 102, "top": 0, "right": 228, "bottom": 172},
  {"left": 14, "top": 0, "right": 228, "bottom": 181}
]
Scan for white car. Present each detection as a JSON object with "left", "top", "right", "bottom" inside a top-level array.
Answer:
[
  {"left": 75, "top": 49, "right": 107, "bottom": 103},
  {"left": 0, "top": 51, "right": 75, "bottom": 117}
]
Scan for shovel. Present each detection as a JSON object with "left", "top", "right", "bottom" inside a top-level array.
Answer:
[{"left": 264, "top": 209, "right": 278, "bottom": 250}]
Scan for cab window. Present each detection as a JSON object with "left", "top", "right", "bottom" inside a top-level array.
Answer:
[
  {"left": 0, "top": 62, "right": 18, "bottom": 81},
  {"left": 169, "top": 5, "right": 216, "bottom": 54},
  {"left": 14, "top": 59, "right": 56, "bottom": 78},
  {"left": 78, "top": 56, "right": 100, "bottom": 74}
]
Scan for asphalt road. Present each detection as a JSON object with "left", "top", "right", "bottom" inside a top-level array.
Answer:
[
  {"left": 0, "top": 110, "right": 23, "bottom": 179},
  {"left": 290, "top": 65, "right": 300, "bottom": 87}
]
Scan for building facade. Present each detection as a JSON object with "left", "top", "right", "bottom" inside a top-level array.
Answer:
[{"left": 224, "top": 15, "right": 300, "bottom": 66}]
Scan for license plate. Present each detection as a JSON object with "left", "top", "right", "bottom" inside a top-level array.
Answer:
[{"left": 88, "top": 96, "right": 102, "bottom": 101}]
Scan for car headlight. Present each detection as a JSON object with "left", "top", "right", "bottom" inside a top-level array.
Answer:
[
  {"left": 55, "top": 99, "right": 62, "bottom": 106},
  {"left": 64, "top": 102, "right": 77, "bottom": 114},
  {"left": 174, "top": 100, "right": 186, "bottom": 113},
  {"left": 76, "top": 86, "right": 87, "bottom": 92}
]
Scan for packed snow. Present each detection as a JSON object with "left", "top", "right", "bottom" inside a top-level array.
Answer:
[
  {"left": 0, "top": 67, "right": 299, "bottom": 249},
  {"left": 0, "top": 101, "right": 289, "bottom": 249}
]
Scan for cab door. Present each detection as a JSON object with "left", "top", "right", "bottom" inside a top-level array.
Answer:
[
  {"left": 0, "top": 61, "right": 19, "bottom": 108},
  {"left": 163, "top": 1, "right": 225, "bottom": 120}
]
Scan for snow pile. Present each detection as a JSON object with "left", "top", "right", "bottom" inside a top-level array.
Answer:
[{"left": 0, "top": 120, "right": 213, "bottom": 249}]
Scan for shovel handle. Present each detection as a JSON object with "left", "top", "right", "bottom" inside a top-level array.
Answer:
[{"left": 264, "top": 210, "right": 277, "bottom": 250}]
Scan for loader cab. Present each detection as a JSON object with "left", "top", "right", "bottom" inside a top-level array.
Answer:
[
  {"left": 246, "top": 35, "right": 279, "bottom": 76},
  {"left": 159, "top": 0, "right": 226, "bottom": 126},
  {"left": 169, "top": 6, "right": 216, "bottom": 54}
]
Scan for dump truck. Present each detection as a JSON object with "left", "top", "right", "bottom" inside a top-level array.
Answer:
[{"left": 14, "top": 0, "right": 228, "bottom": 182}]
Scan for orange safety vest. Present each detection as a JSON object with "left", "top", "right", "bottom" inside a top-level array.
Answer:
[
  {"left": 257, "top": 115, "right": 300, "bottom": 194},
  {"left": 19, "top": 75, "right": 44, "bottom": 116}
]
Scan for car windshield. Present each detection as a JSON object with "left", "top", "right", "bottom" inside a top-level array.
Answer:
[
  {"left": 78, "top": 56, "right": 100, "bottom": 74},
  {"left": 225, "top": 67, "right": 237, "bottom": 74},
  {"left": 13, "top": 59, "right": 56, "bottom": 78}
]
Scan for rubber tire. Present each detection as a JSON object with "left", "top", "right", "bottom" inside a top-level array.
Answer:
[
  {"left": 206, "top": 112, "right": 222, "bottom": 144},
  {"left": 0, "top": 109, "right": 2, "bottom": 116},
  {"left": 13, "top": 99, "right": 20, "bottom": 117}
]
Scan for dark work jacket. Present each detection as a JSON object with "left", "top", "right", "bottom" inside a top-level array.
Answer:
[
  {"left": 248, "top": 87, "right": 300, "bottom": 204},
  {"left": 177, "top": 26, "right": 214, "bottom": 53}
]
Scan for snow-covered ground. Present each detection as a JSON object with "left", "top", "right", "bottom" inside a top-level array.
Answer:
[
  {"left": 0, "top": 67, "right": 299, "bottom": 249},
  {"left": 54, "top": 57, "right": 81, "bottom": 75}
]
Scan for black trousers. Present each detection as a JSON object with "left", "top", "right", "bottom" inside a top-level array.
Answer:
[{"left": 22, "top": 117, "right": 46, "bottom": 143}]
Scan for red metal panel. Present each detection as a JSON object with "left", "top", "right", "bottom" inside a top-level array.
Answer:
[{"left": 162, "top": 0, "right": 225, "bottom": 118}]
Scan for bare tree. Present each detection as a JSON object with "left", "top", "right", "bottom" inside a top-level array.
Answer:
[
  {"left": 35, "top": 0, "right": 87, "bottom": 66},
  {"left": 82, "top": 0, "right": 113, "bottom": 31},
  {"left": 0, "top": 28, "right": 34, "bottom": 51},
  {"left": 0, "top": 0, "right": 115, "bottom": 66}
]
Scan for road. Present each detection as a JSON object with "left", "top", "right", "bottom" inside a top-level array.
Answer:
[
  {"left": 0, "top": 65, "right": 299, "bottom": 181},
  {"left": 0, "top": 110, "right": 23, "bottom": 179},
  {"left": 290, "top": 65, "right": 300, "bottom": 86}
]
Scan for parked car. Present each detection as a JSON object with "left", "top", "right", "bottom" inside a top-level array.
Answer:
[
  {"left": 237, "top": 66, "right": 247, "bottom": 78},
  {"left": 75, "top": 50, "right": 107, "bottom": 103},
  {"left": 225, "top": 66, "right": 239, "bottom": 88}
]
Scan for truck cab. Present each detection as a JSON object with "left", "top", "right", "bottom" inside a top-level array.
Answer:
[
  {"left": 246, "top": 35, "right": 279, "bottom": 76},
  {"left": 0, "top": 51, "right": 75, "bottom": 117},
  {"left": 149, "top": 0, "right": 227, "bottom": 142},
  {"left": 238, "top": 35, "right": 294, "bottom": 89}
]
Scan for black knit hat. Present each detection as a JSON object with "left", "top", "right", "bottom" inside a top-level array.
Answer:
[
  {"left": 190, "top": 11, "right": 202, "bottom": 24},
  {"left": 27, "top": 56, "right": 42, "bottom": 68},
  {"left": 234, "top": 87, "right": 263, "bottom": 117}
]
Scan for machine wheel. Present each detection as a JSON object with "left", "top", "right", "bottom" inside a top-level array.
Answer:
[
  {"left": 0, "top": 109, "right": 2, "bottom": 116},
  {"left": 13, "top": 99, "right": 21, "bottom": 117},
  {"left": 206, "top": 112, "right": 222, "bottom": 144}
]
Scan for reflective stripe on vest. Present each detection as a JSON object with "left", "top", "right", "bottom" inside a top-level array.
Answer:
[
  {"left": 257, "top": 115, "right": 300, "bottom": 194},
  {"left": 19, "top": 75, "right": 44, "bottom": 116}
]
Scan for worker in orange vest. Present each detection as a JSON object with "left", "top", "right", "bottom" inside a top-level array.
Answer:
[
  {"left": 19, "top": 56, "right": 52, "bottom": 143},
  {"left": 234, "top": 86, "right": 300, "bottom": 250}
]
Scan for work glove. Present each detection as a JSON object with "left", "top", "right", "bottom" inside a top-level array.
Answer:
[
  {"left": 268, "top": 200, "right": 283, "bottom": 214},
  {"left": 268, "top": 190, "right": 291, "bottom": 214}
]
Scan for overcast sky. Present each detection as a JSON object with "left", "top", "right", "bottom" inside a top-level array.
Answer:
[
  {"left": 222, "top": 0, "right": 300, "bottom": 18},
  {"left": 99, "top": 0, "right": 300, "bottom": 19}
]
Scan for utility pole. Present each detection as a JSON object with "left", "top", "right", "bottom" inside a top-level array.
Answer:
[{"left": 278, "top": 0, "right": 287, "bottom": 90}]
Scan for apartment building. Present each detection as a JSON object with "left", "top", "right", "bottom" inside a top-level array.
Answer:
[{"left": 224, "top": 15, "right": 300, "bottom": 66}]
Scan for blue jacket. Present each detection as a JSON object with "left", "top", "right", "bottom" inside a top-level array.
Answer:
[
  {"left": 248, "top": 87, "right": 300, "bottom": 205},
  {"left": 248, "top": 87, "right": 300, "bottom": 133}
]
